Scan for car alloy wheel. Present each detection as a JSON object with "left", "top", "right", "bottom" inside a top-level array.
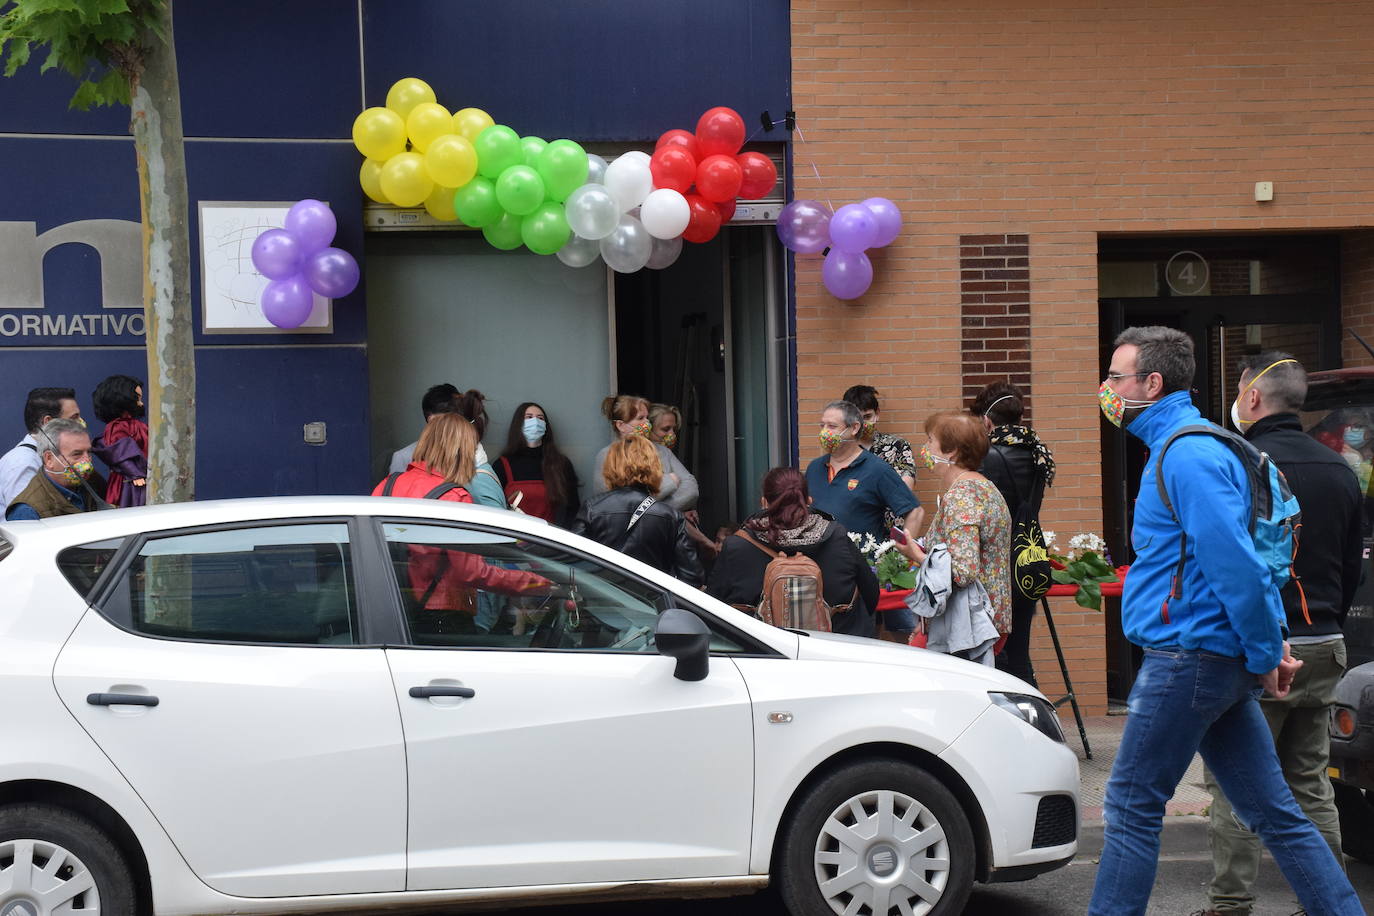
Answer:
[
  {"left": 0, "top": 805, "right": 135, "bottom": 916},
  {"left": 777, "top": 759, "right": 974, "bottom": 916}
]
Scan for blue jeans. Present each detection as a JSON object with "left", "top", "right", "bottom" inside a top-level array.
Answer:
[{"left": 1088, "top": 648, "right": 1361, "bottom": 916}]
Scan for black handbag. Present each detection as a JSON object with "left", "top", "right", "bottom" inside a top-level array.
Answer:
[{"left": 995, "top": 449, "right": 1052, "bottom": 601}]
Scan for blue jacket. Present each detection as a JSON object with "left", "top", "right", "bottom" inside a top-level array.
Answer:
[{"left": 1123, "top": 391, "right": 1285, "bottom": 674}]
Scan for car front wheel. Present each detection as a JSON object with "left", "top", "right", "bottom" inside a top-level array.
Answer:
[
  {"left": 775, "top": 759, "right": 975, "bottom": 916},
  {"left": 0, "top": 803, "right": 137, "bottom": 916}
]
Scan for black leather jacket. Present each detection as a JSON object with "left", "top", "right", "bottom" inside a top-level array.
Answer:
[
  {"left": 571, "top": 486, "right": 705, "bottom": 586},
  {"left": 981, "top": 442, "right": 1044, "bottom": 517}
]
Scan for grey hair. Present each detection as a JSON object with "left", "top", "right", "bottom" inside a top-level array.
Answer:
[
  {"left": 823, "top": 400, "right": 863, "bottom": 429},
  {"left": 38, "top": 417, "right": 89, "bottom": 458},
  {"left": 1114, "top": 326, "right": 1194, "bottom": 394},
  {"left": 1238, "top": 350, "right": 1307, "bottom": 412}
]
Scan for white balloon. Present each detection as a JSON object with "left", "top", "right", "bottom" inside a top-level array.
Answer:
[
  {"left": 603, "top": 154, "right": 654, "bottom": 213},
  {"left": 599, "top": 215, "right": 653, "bottom": 273},
  {"left": 640, "top": 188, "right": 691, "bottom": 240},
  {"left": 586, "top": 153, "right": 608, "bottom": 184},
  {"left": 557, "top": 234, "right": 601, "bottom": 268},
  {"left": 646, "top": 235, "right": 683, "bottom": 270},
  {"left": 564, "top": 184, "right": 621, "bottom": 240}
]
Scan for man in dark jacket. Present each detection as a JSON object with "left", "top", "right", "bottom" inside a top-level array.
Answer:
[
  {"left": 6, "top": 418, "right": 103, "bottom": 520},
  {"left": 1199, "top": 352, "right": 1363, "bottom": 915},
  {"left": 971, "top": 381, "right": 1055, "bottom": 686}
]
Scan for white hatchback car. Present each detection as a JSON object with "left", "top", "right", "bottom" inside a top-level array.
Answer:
[{"left": 0, "top": 497, "right": 1078, "bottom": 916}]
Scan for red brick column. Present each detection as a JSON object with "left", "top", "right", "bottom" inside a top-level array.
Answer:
[{"left": 961, "top": 234, "right": 1031, "bottom": 417}]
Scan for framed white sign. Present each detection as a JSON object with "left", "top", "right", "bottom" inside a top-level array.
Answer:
[{"left": 199, "top": 201, "right": 333, "bottom": 334}]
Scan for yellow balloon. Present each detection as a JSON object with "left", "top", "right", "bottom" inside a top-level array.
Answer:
[
  {"left": 406, "top": 102, "right": 453, "bottom": 153},
  {"left": 423, "top": 134, "right": 478, "bottom": 188},
  {"left": 385, "top": 77, "right": 436, "bottom": 121},
  {"left": 380, "top": 152, "right": 433, "bottom": 208},
  {"left": 359, "top": 159, "right": 389, "bottom": 204},
  {"left": 351, "top": 107, "right": 406, "bottom": 161},
  {"left": 452, "top": 107, "right": 495, "bottom": 143},
  {"left": 424, "top": 185, "right": 459, "bottom": 222}
]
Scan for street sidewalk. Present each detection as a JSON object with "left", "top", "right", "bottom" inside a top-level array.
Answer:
[{"left": 1069, "top": 713, "right": 1212, "bottom": 823}]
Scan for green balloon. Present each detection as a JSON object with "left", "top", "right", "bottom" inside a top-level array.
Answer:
[
  {"left": 521, "top": 135, "right": 548, "bottom": 168},
  {"left": 474, "top": 124, "right": 522, "bottom": 180},
  {"left": 495, "top": 165, "right": 546, "bottom": 217},
  {"left": 537, "top": 139, "right": 590, "bottom": 203},
  {"left": 482, "top": 210, "right": 524, "bottom": 251},
  {"left": 453, "top": 177, "right": 502, "bottom": 228},
  {"left": 521, "top": 202, "right": 571, "bottom": 256}
]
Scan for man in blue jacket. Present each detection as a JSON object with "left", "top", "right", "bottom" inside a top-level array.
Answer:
[{"left": 1087, "top": 327, "right": 1360, "bottom": 916}]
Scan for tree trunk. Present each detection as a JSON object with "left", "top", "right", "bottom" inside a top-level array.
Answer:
[{"left": 128, "top": 0, "right": 194, "bottom": 503}]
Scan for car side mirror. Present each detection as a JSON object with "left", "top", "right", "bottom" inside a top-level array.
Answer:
[{"left": 655, "top": 607, "right": 711, "bottom": 681}]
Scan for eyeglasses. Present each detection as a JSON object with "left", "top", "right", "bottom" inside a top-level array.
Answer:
[{"left": 1104, "top": 371, "right": 1149, "bottom": 382}]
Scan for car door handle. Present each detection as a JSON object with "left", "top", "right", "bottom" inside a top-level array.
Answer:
[
  {"left": 87, "top": 693, "right": 159, "bottom": 707},
  {"left": 408, "top": 686, "right": 476, "bottom": 699}
]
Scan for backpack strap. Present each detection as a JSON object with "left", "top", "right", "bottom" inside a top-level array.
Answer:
[
  {"left": 625, "top": 495, "right": 656, "bottom": 532},
  {"left": 423, "top": 482, "right": 463, "bottom": 499},
  {"left": 734, "top": 528, "right": 781, "bottom": 559},
  {"left": 381, "top": 472, "right": 402, "bottom": 497},
  {"left": 18, "top": 442, "right": 36, "bottom": 452}
]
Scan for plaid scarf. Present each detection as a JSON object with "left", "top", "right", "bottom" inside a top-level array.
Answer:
[{"left": 989, "top": 424, "right": 1056, "bottom": 485}]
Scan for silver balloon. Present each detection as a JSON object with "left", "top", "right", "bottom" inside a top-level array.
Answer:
[
  {"left": 557, "top": 234, "right": 601, "bottom": 268},
  {"left": 599, "top": 215, "right": 653, "bottom": 273},
  {"left": 564, "top": 183, "right": 621, "bottom": 241},
  {"left": 645, "top": 235, "right": 683, "bottom": 270},
  {"left": 586, "top": 153, "right": 609, "bottom": 185}
]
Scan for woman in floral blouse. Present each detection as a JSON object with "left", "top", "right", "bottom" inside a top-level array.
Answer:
[{"left": 895, "top": 409, "right": 1012, "bottom": 640}]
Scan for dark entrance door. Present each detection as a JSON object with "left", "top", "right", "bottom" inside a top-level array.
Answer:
[{"left": 1097, "top": 235, "right": 1342, "bottom": 702}]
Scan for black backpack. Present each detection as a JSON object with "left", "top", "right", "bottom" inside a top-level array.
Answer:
[{"left": 994, "top": 450, "right": 1052, "bottom": 601}]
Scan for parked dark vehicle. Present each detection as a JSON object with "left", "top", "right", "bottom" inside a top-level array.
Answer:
[{"left": 1301, "top": 367, "right": 1374, "bottom": 862}]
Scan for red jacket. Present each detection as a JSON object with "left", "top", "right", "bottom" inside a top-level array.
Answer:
[{"left": 373, "top": 463, "right": 551, "bottom": 608}]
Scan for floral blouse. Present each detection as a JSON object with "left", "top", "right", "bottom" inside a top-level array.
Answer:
[
  {"left": 869, "top": 432, "right": 917, "bottom": 479},
  {"left": 925, "top": 476, "right": 1012, "bottom": 635}
]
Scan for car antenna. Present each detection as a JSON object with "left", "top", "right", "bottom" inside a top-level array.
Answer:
[{"left": 1348, "top": 327, "right": 1374, "bottom": 362}]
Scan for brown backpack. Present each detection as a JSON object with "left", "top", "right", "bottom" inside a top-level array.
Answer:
[{"left": 734, "top": 529, "right": 849, "bottom": 632}]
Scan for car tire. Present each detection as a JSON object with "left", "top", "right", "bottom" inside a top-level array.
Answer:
[
  {"left": 1334, "top": 782, "right": 1374, "bottom": 865},
  {"left": 775, "top": 758, "right": 975, "bottom": 916},
  {"left": 0, "top": 803, "right": 137, "bottom": 916}
]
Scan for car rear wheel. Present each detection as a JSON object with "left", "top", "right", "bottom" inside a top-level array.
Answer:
[
  {"left": 775, "top": 759, "right": 975, "bottom": 916},
  {"left": 0, "top": 803, "right": 136, "bottom": 916},
  {"left": 1334, "top": 782, "right": 1374, "bottom": 864}
]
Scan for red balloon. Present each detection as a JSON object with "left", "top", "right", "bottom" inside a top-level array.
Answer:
[
  {"left": 655, "top": 128, "right": 700, "bottom": 161},
  {"left": 716, "top": 199, "right": 737, "bottom": 223},
  {"left": 650, "top": 147, "right": 696, "bottom": 194},
  {"left": 695, "top": 154, "right": 743, "bottom": 203},
  {"left": 683, "top": 194, "right": 722, "bottom": 244},
  {"left": 695, "top": 107, "right": 746, "bottom": 158},
  {"left": 736, "top": 151, "right": 777, "bottom": 199}
]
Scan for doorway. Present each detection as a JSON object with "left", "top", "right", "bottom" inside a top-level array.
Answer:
[{"left": 1098, "top": 234, "right": 1342, "bottom": 701}]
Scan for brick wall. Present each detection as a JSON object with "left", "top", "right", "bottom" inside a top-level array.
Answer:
[
  {"left": 1344, "top": 231, "right": 1374, "bottom": 367},
  {"left": 792, "top": 0, "right": 1374, "bottom": 714},
  {"left": 961, "top": 234, "right": 1031, "bottom": 417}
]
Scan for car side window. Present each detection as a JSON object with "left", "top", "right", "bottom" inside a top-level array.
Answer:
[
  {"left": 380, "top": 521, "right": 744, "bottom": 653},
  {"left": 99, "top": 523, "right": 357, "bottom": 646}
]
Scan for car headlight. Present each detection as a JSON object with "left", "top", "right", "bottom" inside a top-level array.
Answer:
[{"left": 989, "top": 692, "right": 1065, "bottom": 743}]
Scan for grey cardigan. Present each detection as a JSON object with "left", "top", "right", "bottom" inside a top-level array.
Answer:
[
  {"left": 905, "top": 543, "right": 998, "bottom": 664},
  {"left": 591, "top": 440, "right": 699, "bottom": 512}
]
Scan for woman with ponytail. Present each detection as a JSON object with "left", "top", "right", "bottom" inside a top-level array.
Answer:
[{"left": 706, "top": 467, "right": 879, "bottom": 637}]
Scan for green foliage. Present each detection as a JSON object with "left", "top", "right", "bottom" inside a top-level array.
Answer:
[
  {"left": 1050, "top": 550, "right": 1118, "bottom": 610},
  {"left": 0, "top": 0, "right": 166, "bottom": 109},
  {"left": 875, "top": 549, "right": 917, "bottom": 592}
]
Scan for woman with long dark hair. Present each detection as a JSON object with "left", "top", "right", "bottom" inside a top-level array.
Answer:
[
  {"left": 706, "top": 467, "right": 878, "bottom": 637},
  {"left": 91, "top": 374, "right": 148, "bottom": 507},
  {"left": 494, "top": 402, "right": 580, "bottom": 526}
]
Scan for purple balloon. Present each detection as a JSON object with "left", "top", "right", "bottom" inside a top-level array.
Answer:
[
  {"left": 250, "top": 228, "right": 302, "bottom": 281},
  {"left": 822, "top": 249, "right": 873, "bottom": 301},
  {"left": 862, "top": 197, "right": 903, "bottom": 247},
  {"left": 303, "top": 247, "right": 360, "bottom": 298},
  {"left": 284, "top": 199, "right": 336, "bottom": 256},
  {"left": 776, "top": 199, "right": 832, "bottom": 255},
  {"left": 261, "top": 275, "right": 315, "bottom": 329},
  {"left": 829, "top": 203, "right": 880, "bottom": 254}
]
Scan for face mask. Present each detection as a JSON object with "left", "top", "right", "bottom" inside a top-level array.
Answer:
[
  {"left": 522, "top": 417, "right": 546, "bottom": 442},
  {"left": 819, "top": 428, "right": 849, "bottom": 452},
  {"left": 1229, "top": 400, "right": 1245, "bottom": 432},
  {"left": 919, "top": 444, "right": 954, "bottom": 469},
  {"left": 1098, "top": 381, "right": 1155, "bottom": 429},
  {"left": 622, "top": 420, "right": 651, "bottom": 438},
  {"left": 860, "top": 420, "right": 878, "bottom": 439},
  {"left": 1345, "top": 427, "right": 1368, "bottom": 448},
  {"left": 75, "top": 417, "right": 87, "bottom": 429},
  {"left": 660, "top": 431, "right": 678, "bottom": 449},
  {"left": 1231, "top": 358, "right": 1299, "bottom": 432},
  {"left": 55, "top": 459, "right": 93, "bottom": 488}
]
